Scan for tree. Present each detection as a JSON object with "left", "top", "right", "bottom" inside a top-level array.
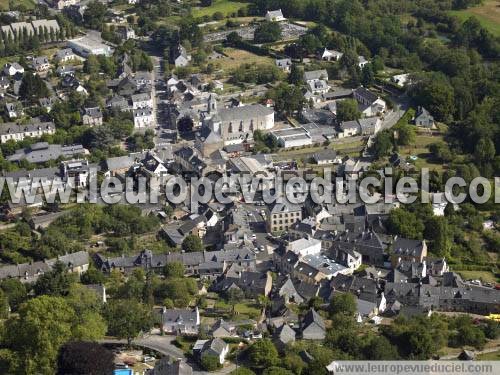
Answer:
[
  {"left": 19, "top": 73, "right": 49, "bottom": 102},
  {"left": 201, "top": 354, "right": 221, "bottom": 371},
  {"left": 230, "top": 368, "right": 256, "bottom": 375},
  {"left": 0, "top": 278, "right": 27, "bottom": 311},
  {"left": 254, "top": 21, "right": 282, "bottom": 43},
  {"left": 163, "top": 261, "right": 185, "bottom": 278},
  {"left": 248, "top": 339, "right": 279, "bottom": 368},
  {"left": 410, "top": 73, "right": 454, "bottom": 122},
  {"left": 182, "top": 234, "right": 203, "bottom": 252},
  {"left": 288, "top": 64, "right": 303, "bottom": 85},
  {"left": 361, "top": 64, "right": 374, "bottom": 86},
  {"left": 81, "top": 268, "right": 105, "bottom": 285},
  {"left": 329, "top": 293, "right": 357, "bottom": 317},
  {"left": 5, "top": 296, "right": 75, "bottom": 374},
  {"left": 226, "top": 31, "right": 242, "bottom": 45},
  {"left": 104, "top": 299, "right": 153, "bottom": 345},
  {"left": 227, "top": 288, "right": 244, "bottom": 314},
  {"left": 373, "top": 130, "right": 393, "bottom": 157},
  {"left": 268, "top": 83, "right": 304, "bottom": 114},
  {"left": 387, "top": 208, "right": 424, "bottom": 239},
  {"left": 474, "top": 138, "right": 496, "bottom": 164},
  {"left": 66, "top": 284, "right": 107, "bottom": 341},
  {"left": 263, "top": 367, "right": 293, "bottom": 375},
  {"left": 83, "top": 1, "right": 107, "bottom": 30},
  {"left": 424, "top": 216, "right": 451, "bottom": 257},
  {"left": 363, "top": 336, "right": 399, "bottom": 359},
  {"left": 396, "top": 124, "right": 416, "bottom": 146},
  {"left": 0, "top": 289, "right": 9, "bottom": 318},
  {"left": 336, "top": 99, "right": 361, "bottom": 122},
  {"left": 57, "top": 341, "right": 114, "bottom": 375},
  {"left": 282, "top": 353, "right": 306, "bottom": 375},
  {"left": 33, "top": 261, "right": 72, "bottom": 297}
]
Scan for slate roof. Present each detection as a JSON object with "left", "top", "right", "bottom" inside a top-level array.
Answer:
[
  {"left": 354, "top": 87, "right": 378, "bottom": 103},
  {"left": 0, "top": 121, "right": 55, "bottom": 136},
  {"left": 392, "top": 238, "right": 425, "bottom": 258},
  {"left": 313, "top": 149, "right": 337, "bottom": 162},
  {"left": 162, "top": 309, "right": 198, "bottom": 324},
  {"left": 302, "top": 308, "right": 325, "bottom": 330},
  {"left": 7, "top": 142, "right": 85, "bottom": 163},
  {"left": 213, "top": 104, "right": 273, "bottom": 122},
  {"left": 274, "top": 323, "right": 296, "bottom": 345},
  {"left": 150, "top": 358, "right": 193, "bottom": 375},
  {"left": 269, "top": 201, "right": 301, "bottom": 214},
  {"left": 304, "top": 70, "right": 328, "bottom": 82}
]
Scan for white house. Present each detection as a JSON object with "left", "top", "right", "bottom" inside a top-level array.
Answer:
[
  {"left": 3, "top": 62, "right": 24, "bottom": 77},
  {"left": 321, "top": 48, "right": 343, "bottom": 62},
  {"left": 391, "top": 73, "right": 410, "bottom": 88},
  {"left": 0, "top": 122, "right": 55, "bottom": 144},
  {"left": 358, "top": 56, "right": 369, "bottom": 68},
  {"left": 134, "top": 107, "right": 154, "bottom": 128},
  {"left": 5, "top": 102, "right": 23, "bottom": 119},
  {"left": 288, "top": 238, "right": 322, "bottom": 258},
  {"left": 31, "top": 56, "right": 50, "bottom": 72},
  {"left": 193, "top": 338, "right": 229, "bottom": 365},
  {"left": 265, "top": 9, "right": 286, "bottom": 22},
  {"left": 131, "top": 92, "right": 153, "bottom": 109},
  {"left": 55, "top": 48, "right": 77, "bottom": 63},
  {"left": 275, "top": 58, "right": 292, "bottom": 72}
]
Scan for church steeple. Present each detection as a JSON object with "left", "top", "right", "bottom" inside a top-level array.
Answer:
[{"left": 208, "top": 94, "right": 217, "bottom": 114}]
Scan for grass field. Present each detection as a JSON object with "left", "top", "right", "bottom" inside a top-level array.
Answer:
[
  {"left": 274, "top": 139, "right": 365, "bottom": 163},
  {"left": 217, "top": 47, "right": 274, "bottom": 71},
  {"left": 0, "top": 0, "right": 35, "bottom": 11},
  {"left": 456, "top": 270, "right": 499, "bottom": 283},
  {"left": 450, "top": 0, "right": 500, "bottom": 36},
  {"left": 477, "top": 350, "right": 500, "bottom": 360},
  {"left": 397, "top": 132, "right": 447, "bottom": 172},
  {"left": 192, "top": 0, "right": 249, "bottom": 18}
]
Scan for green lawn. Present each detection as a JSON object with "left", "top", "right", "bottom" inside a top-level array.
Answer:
[
  {"left": 449, "top": 0, "right": 500, "bottom": 36},
  {"left": 477, "top": 350, "right": 500, "bottom": 360},
  {"left": 192, "top": 0, "right": 249, "bottom": 18},
  {"left": 0, "top": 0, "right": 35, "bottom": 11},
  {"left": 456, "top": 270, "right": 499, "bottom": 284}
]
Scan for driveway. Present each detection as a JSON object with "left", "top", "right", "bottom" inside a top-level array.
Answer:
[{"left": 100, "top": 335, "right": 184, "bottom": 359}]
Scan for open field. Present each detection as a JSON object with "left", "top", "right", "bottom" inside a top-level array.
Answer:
[
  {"left": 477, "top": 350, "right": 500, "bottom": 360},
  {"left": 217, "top": 47, "right": 274, "bottom": 71},
  {"left": 456, "top": 270, "right": 499, "bottom": 284},
  {"left": 0, "top": 0, "right": 35, "bottom": 10},
  {"left": 450, "top": 0, "right": 500, "bottom": 36},
  {"left": 274, "top": 138, "right": 365, "bottom": 163},
  {"left": 192, "top": 0, "right": 249, "bottom": 18},
  {"left": 397, "top": 132, "right": 447, "bottom": 172}
]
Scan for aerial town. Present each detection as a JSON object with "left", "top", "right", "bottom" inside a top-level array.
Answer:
[{"left": 0, "top": 0, "right": 498, "bottom": 374}]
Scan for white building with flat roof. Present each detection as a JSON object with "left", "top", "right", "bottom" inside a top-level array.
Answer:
[
  {"left": 288, "top": 238, "right": 322, "bottom": 258},
  {"left": 68, "top": 36, "right": 114, "bottom": 57},
  {"left": 271, "top": 127, "right": 312, "bottom": 148}
]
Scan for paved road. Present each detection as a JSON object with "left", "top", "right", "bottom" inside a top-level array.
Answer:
[
  {"left": 100, "top": 335, "right": 237, "bottom": 374},
  {"left": 100, "top": 335, "right": 184, "bottom": 359}
]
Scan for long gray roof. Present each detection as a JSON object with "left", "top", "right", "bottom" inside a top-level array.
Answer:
[
  {"left": 214, "top": 104, "right": 273, "bottom": 122},
  {"left": 0, "top": 121, "right": 55, "bottom": 135}
]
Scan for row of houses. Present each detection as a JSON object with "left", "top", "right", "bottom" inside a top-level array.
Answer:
[{"left": 0, "top": 251, "right": 89, "bottom": 283}]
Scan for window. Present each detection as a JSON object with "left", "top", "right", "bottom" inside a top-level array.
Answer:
[
  {"left": 239, "top": 121, "right": 243, "bottom": 132},
  {"left": 228, "top": 122, "right": 233, "bottom": 133}
]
